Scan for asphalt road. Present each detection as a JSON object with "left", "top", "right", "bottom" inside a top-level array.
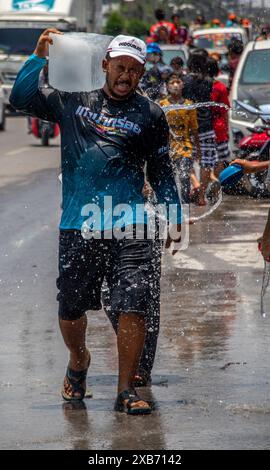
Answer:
[{"left": 1, "top": 117, "right": 270, "bottom": 450}]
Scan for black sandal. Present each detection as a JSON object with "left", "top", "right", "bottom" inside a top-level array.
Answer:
[
  {"left": 61, "top": 358, "right": 91, "bottom": 402},
  {"left": 114, "top": 390, "right": 152, "bottom": 415}
]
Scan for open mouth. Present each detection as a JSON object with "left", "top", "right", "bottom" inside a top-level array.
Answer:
[{"left": 115, "top": 81, "right": 131, "bottom": 93}]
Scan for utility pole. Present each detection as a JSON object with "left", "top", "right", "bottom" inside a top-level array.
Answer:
[{"left": 89, "top": 0, "right": 103, "bottom": 33}]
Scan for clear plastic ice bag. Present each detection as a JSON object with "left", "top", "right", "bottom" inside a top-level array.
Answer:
[{"left": 49, "top": 33, "right": 113, "bottom": 92}]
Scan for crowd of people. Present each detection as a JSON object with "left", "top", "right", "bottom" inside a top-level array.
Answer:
[
  {"left": 146, "top": 8, "right": 254, "bottom": 45},
  {"left": 137, "top": 8, "right": 270, "bottom": 207},
  {"left": 8, "top": 9, "right": 270, "bottom": 416},
  {"left": 140, "top": 42, "right": 233, "bottom": 204}
]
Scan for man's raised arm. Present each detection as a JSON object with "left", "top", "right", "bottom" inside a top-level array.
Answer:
[{"left": 10, "top": 29, "right": 64, "bottom": 122}]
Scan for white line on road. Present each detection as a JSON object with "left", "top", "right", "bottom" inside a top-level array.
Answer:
[
  {"left": 13, "top": 225, "right": 50, "bottom": 248},
  {"left": 5, "top": 147, "right": 29, "bottom": 156}
]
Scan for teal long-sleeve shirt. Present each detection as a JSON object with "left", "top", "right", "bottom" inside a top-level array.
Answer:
[{"left": 10, "top": 54, "right": 181, "bottom": 232}]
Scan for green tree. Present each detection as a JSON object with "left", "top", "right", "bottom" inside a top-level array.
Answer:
[
  {"left": 104, "top": 11, "right": 126, "bottom": 36},
  {"left": 126, "top": 19, "right": 150, "bottom": 37}
]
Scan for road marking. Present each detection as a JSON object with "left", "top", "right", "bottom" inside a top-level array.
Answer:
[
  {"left": 13, "top": 225, "right": 50, "bottom": 248},
  {"left": 5, "top": 147, "right": 29, "bottom": 156}
]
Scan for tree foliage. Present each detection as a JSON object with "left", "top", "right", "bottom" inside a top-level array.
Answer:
[
  {"left": 104, "top": 11, "right": 126, "bottom": 36},
  {"left": 125, "top": 19, "right": 149, "bottom": 37}
]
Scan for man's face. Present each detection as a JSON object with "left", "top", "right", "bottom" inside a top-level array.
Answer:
[{"left": 102, "top": 56, "right": 145, "bottom": 99}]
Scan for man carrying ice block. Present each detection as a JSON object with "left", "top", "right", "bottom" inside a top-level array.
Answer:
[{"left": 10, "top": 29, "right": 181, "bottom": 415}]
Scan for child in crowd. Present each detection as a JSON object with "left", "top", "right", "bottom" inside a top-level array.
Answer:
[
  {"left": 183, "top": 53, "right": 218, "bottom": 205},
  {"left": 159, "top": 73, "right": 201, "bottom": 204},
  {"left": 170, "top": 56, "right": 185, "bottom": 74}
]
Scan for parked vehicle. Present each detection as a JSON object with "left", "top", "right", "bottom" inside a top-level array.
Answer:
[
  {"left": 191, "top": 27, "right": 248, "bottom": 87},
  {"left": 230, "top": 39, "right": 270, "bottom": 153},
  {"left": 30, "top": 116, "right": 60, "bottom": 146},
  {"left": 160, "top": 44, "right": 189, "bottom": 68},
  {"left": 145, "top": 44, "right": 189, "bottom": 72},
  {"left": 191, "top": 27, "right": 248, "bottom": 54},
  {"left": 0, "top": 0, "right": 93, "bottom": 110},
  {"left": 237, "top": 126, "right": 270, "bottom": 159},
  {"left": 228, "top": 100, "right": 270, "bottom": 198}
]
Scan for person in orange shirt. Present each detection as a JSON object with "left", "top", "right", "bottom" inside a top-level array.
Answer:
[
  {"left": 226, "top": 13, "right": 239, "bottom": 27},
  {"left": 211, "top": 18, "right": 223, "bottom": 28}
]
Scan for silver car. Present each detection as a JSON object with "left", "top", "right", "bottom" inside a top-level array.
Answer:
[
  {"left": 145, "top": 44, "right": 189, "bottom": 71},
  {"left": 160, "top": 44, "right": 189, "bottom": 68}
]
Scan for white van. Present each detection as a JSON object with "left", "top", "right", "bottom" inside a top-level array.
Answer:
[
  {"left": 191, "top": 27, "right": 249, "bottom": 87},
  {"left": 191, "top": 27, "right": 248, "bottom": 56},
  {"left": 230, "top": 39, "right": 270, "bottom": 151}
]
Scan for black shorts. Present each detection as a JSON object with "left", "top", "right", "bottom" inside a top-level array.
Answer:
[{"left": 56, "top": 230, "right": 162, "bottom": 321}]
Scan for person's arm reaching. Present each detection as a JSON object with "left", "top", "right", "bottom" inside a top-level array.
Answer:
[
  {"left": 233, "top": 157, "right": 270, "bottom": 260},
  {"left": 10, "top": 28, "right": 64, "bottom": 122},
  {"left": 230, "top": 159, "right": 270, "bottom": 174}
]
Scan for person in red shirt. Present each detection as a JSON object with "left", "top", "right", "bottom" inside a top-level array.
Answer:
[
  {"left": 150, "top": 9, "right": 175, "bottom": 44},
  {"left": 207, "top": 57, "right": 230, "bottom": 176}
]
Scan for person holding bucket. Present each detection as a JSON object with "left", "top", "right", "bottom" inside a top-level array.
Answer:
[{"left": 10, "top": 29, "right": 181, "bottom": 415}]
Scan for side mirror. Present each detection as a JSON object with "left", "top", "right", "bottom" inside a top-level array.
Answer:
[{"left": 235, "top": 100, "right": 260, "bottom": 115}]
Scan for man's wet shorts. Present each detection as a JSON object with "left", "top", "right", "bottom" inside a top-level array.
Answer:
[{"left": 56, "top": 230, "right": 162, "bottom": 321}]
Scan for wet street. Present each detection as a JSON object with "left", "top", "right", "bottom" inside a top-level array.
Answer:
[{"left": 1, "top": 116, "right": 270, "bottom": 450}]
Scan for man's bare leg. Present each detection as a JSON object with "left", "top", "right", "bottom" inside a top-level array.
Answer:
[
  {"left": 117, "top": 313, "right": 150, "bottom": 410},
  {"left": 199, "top": 167, "right": 211, "bottom": 205},
  {"left": 59, "top": 314, "right": 90, "bottom": 399}
]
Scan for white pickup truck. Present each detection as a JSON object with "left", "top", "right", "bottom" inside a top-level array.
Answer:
[
  {"left": 0, "top": 0, "right": 101, "bottom": 109},
  {"left": 191, "top": 27, "right": 249, "bottom": 87}
]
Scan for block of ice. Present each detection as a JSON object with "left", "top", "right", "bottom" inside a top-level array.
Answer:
[{"left": 49, "top": 33, "right": 113, "bottom": 92}]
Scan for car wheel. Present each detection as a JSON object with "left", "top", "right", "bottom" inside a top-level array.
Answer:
[{"left": 41, "top": 129, "right": 49, "bottom": 146}]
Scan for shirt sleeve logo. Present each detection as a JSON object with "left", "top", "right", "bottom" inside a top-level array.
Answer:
[{"left": 76, "top": 105, "right": 142, "bottom": 136}]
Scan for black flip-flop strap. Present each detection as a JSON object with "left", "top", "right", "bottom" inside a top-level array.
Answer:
[{"left": 66, "top": 368, "right": 88, "bottom": 390}]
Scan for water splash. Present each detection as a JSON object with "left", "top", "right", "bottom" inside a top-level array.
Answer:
[
  {"left": 190, "top": 191, "right": 223, "bottom": 223},
  {"left": 162, "top": 101, "right": 228, "bottom": 223},
  {"left": 162, "top": 102, "right": 230, "bottom": 113}
]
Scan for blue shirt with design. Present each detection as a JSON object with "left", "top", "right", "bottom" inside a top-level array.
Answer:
[{"left": 10, "top": 54, "right": 181, "bottom": 231}]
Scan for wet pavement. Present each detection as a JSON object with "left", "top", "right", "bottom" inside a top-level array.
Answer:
[{"left": 1, "top": 117, "right": 270, "bottom": 450}]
